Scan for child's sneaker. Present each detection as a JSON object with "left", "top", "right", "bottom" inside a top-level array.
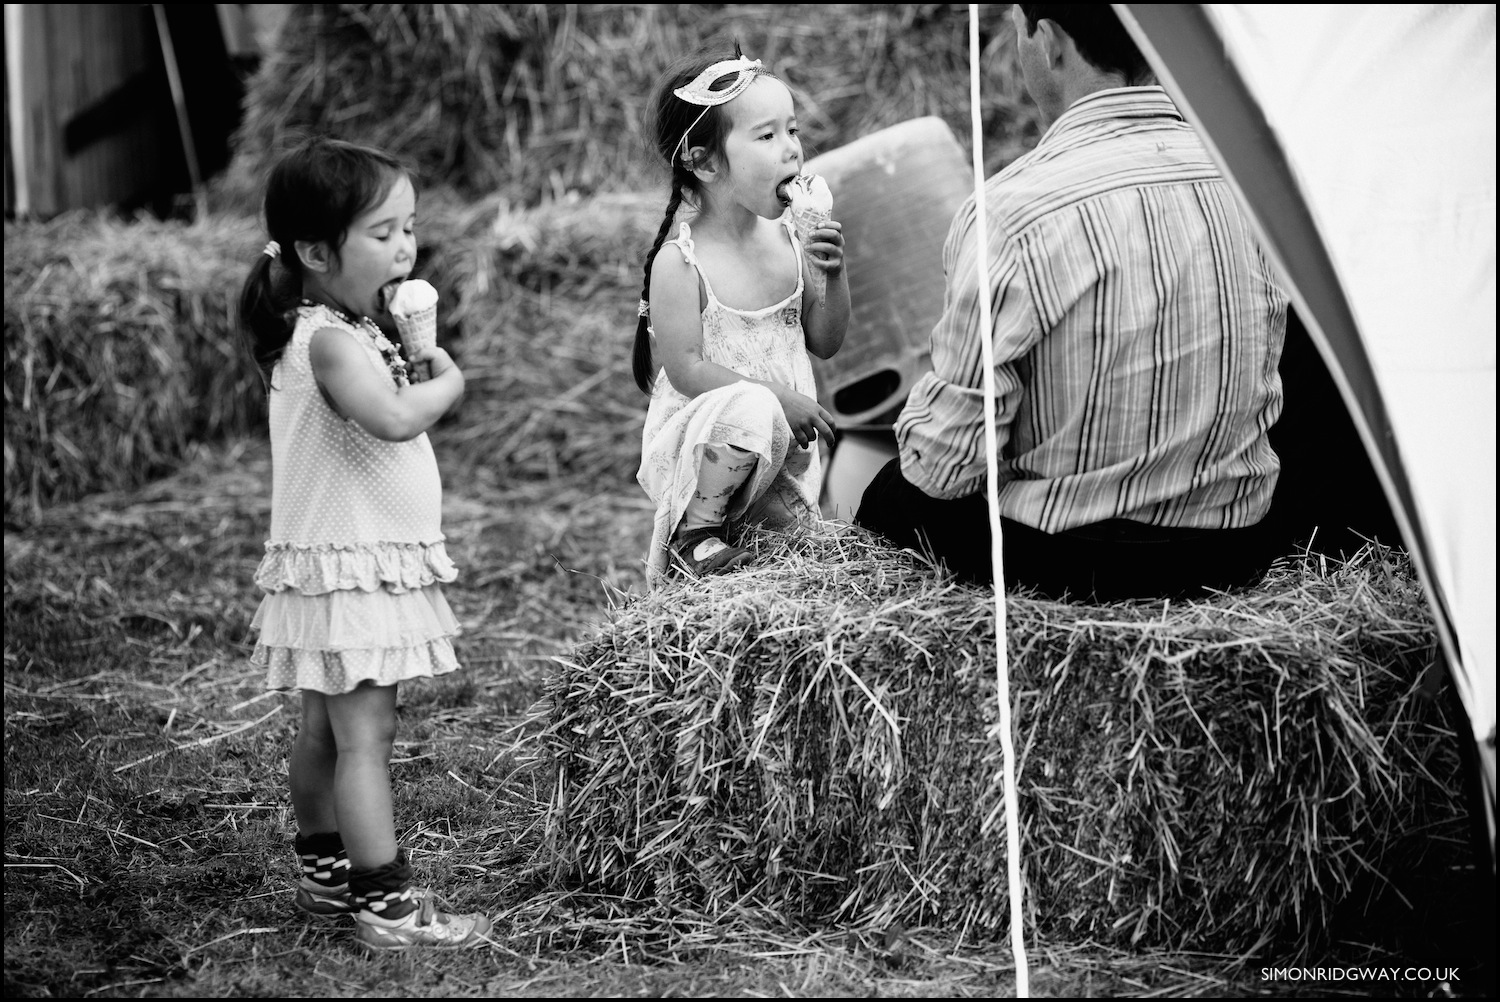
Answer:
[
  {"left": 294, "top": 878, "right": 357, "bottom": 917},
  {"left": 672, "top": 527, "right": 752, "bottom": 576},
  {"left": 354, "top": 891, "right": 492, "bottom": 951}
]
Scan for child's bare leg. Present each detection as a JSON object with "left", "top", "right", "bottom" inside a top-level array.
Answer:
[
  {"left": 678, "top": 443, "right": 757, "bottom": 536},
  {"left": 286, "top": 691, "right": 355, "bottom": 913},
  {"left": 289, "top": 691, "right": 338, "bottom": 834},
  {"left": 317, "top": 683, "right": 492, "bottom": 947},
  {"left": 673, "top": 443, "right": 757, "bottom": 574},
  {"left": 323, "top": 682, "right": 400, "bottom": 868}
]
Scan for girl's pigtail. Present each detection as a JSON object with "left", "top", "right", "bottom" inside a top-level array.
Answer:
[
  {"left": 631, "top": 176, "right": 687, "bottom": 394},
  {"left": 237, "top": 250, "right": 295, "bottom": 390}
]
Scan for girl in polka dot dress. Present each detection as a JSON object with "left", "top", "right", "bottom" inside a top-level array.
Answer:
[{"left": 238, "top": 136, "right": 489, "bottom": 951}]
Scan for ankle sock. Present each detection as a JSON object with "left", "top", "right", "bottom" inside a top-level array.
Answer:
[
  {"left": 349, "top": 850, "right": 417, "bottom": 921},
  {"left": 294, "top": 830, "right": 350, "bottom": 891}
]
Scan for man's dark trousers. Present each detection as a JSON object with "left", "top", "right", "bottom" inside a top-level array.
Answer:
[{"left": 855, "top": 458, "right": 1286, "bottom": 600}]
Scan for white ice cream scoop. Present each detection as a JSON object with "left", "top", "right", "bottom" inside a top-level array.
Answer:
[
  {"left": 389, "top": 279, "right": 440, "bottom": 355},
  {"left": 786, "top": 173, "right": 833, "bottom": 215}
]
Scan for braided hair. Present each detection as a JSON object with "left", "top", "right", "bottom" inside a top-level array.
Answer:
[{"left": 632, "top": 46, "right": 770, "bottom": 393}]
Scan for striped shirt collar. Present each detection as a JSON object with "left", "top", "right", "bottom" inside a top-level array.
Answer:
[{"left": 1041, "top": 85, "right": 1184, "bottom": 139}]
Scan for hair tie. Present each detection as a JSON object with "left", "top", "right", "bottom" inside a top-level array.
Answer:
[
  {"left": 263, "top": 240, "right": 281, "bottom": 260},
  {"left": 637, "top": 299, "right": 650, "bottom": 318}
]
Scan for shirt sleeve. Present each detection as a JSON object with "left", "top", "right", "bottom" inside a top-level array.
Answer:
[{"left": 895, "top": 193, "right": 1042, "bottom": 500}]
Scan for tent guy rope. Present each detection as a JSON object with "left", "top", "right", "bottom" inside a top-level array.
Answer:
[{"left": 969, "top": 4, "right": 1029, "bottom": 996}]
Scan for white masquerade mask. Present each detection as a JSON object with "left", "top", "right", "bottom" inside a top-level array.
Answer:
[{"left": 673, "top": 56, "right": 764, "bottom": 165}]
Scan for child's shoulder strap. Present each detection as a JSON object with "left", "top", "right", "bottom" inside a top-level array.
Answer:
[
  {"left": 657, "top": 221, "right": 717, "bottom": 309},
  {"left": 661, "top": 221, "right": 699, "bottom": 267}
]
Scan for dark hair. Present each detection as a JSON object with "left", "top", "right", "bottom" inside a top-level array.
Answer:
[
  {"left": 1017, "top": 5, "right": 1154, "bottom": 85},
  {"left": 631, "top": 45, "right": 772, "bottom": 394},
  {"left": 238, "top": 136, "right": 413, "bottom": 384}
]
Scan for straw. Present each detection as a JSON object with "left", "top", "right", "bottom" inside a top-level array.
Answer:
[{"left": 530, "top": 523, "right": 1465, "bottom": 958}]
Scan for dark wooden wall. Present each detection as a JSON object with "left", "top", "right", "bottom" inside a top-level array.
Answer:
[{"left": 6, "top": 4, "right": 246, "bottom": 219}]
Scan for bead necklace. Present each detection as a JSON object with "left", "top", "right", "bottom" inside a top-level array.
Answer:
[{"left": 300, "top": 299, "right": 409, "bottom": 387}]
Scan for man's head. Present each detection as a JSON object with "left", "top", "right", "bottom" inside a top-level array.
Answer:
[{"left": 1011, "top": 5, "right": 1154, "bottom": 122}]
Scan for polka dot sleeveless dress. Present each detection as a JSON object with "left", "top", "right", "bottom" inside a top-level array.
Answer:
[{"left": 250, "top": 304, "right": 461, "bottom": 693}]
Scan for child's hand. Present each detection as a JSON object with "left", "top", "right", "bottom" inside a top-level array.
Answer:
[
  {"left": 412, "top": 345, "right": 458, "bottom": 380},
  {"left": 805, "top": 220, "right": 845, "bottom": 276},
  {"left": 776, "top": 387, "right": 837, "bottom": 449}
]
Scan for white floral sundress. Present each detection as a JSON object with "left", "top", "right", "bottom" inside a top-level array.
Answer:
[{"left": 637, "top": 216, "right": 822, "bottom": 582}]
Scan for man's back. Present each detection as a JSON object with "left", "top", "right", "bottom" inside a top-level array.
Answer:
[
  {"left": 861, "top": 9, "right": 1294, "bottom": 599},
  {"left": 897, "top": 87, "right": 1289, "bottom": 534}
]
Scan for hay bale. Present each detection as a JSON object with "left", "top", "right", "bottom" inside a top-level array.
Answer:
[
  {"left": 531, "top": 524, "right": 1467, "bottom": 955},
  {"left": 416, "top": 188, "right": 656, "bottom": 486},
  {"left": 3, "top": 213, "right": 264, "bottom": 523},
  {"left": 0, "top": 185, "right": 652, "bottom": 526},
  {"left": 220, "top": 4, "right": 1021, "bottom": 210}
]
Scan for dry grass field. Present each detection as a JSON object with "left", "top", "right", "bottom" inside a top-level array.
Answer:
[
  {"left": 6, "top": 408, "right": 1490, "bottom": 999},
  {"left": 9, "top": 429, "right": 1487, "bottom": 999}
]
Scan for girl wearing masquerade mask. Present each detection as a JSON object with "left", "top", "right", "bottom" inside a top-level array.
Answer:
[{"left": 633, "top": 48, "right": 851, "bottom": 581}]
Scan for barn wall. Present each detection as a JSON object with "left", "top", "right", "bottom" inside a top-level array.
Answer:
[
  {"left": 6, "top": 3, "right": 256, "bottom": 219},
  {"left": 7, "top": 4, "right": 165, "bottom": 217}
]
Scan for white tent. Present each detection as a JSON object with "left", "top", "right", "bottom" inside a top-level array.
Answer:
[{"left": 1115, "top": 3, "right": 1495, "bottom": 853}]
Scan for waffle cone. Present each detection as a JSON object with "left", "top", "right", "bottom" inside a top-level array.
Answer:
[
  {"left": 793, "top": 207, "right": 831, "bottom": 304},
  {"left": 393, "top": 304, "right": 438, "bottom": 354}
]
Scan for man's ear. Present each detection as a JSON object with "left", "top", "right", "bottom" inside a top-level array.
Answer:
[
  {"left": 295, "top": 239, "right": 332, "bottom": 274},
  {"left": 1034, "top": 17, "right": 1069, "bottom": 69}
]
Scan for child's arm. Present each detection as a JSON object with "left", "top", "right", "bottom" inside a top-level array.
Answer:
[
  {"left": 801, "top": 220, "right": 850, "bottom": 359},
  {"left": 651, "top": 244, "right": 835, "bottom": 448},
  {"left": 310, "top": 327, "right": 464, "bottom": 442}
]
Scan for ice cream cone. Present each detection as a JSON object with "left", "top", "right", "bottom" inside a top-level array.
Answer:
[
  {"left": 793, "top": 206, "right": 832, "bottom": 304},
  {"left": 389, "top": 279, "right": 439, "bottom": 356},
  {"left": 393, "top": 303, "right": 437, "bottom": 354},
  {"left": 785, "top": 174, "right": 833, "bottom": 305}
]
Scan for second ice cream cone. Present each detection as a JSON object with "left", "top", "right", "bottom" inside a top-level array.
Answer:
[
  {"left": 793, "top": 207, "right": 831, "bottom": 305},
  {"left": 785, "top": 174, "right": 833, "bottom": 306}
]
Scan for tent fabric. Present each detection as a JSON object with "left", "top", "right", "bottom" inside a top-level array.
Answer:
[{"left": 1115, "top": 4, "right": 1495, "bottom": 844}]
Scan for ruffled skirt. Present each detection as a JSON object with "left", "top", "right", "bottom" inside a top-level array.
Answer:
[{"left": 250, "top": 584, "right": 461, "bottom": 694}]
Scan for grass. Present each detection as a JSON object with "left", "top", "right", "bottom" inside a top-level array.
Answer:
[
  {"left": 3, "top": 436, "right": 571, "bottom": 998},
  {"left": 6, "top": 432, "right": 1494, "bottom": 998}
]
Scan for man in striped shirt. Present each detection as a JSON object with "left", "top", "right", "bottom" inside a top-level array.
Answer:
[{"left": 856, "top": 4, "right": 1291, "bottom": 600}]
